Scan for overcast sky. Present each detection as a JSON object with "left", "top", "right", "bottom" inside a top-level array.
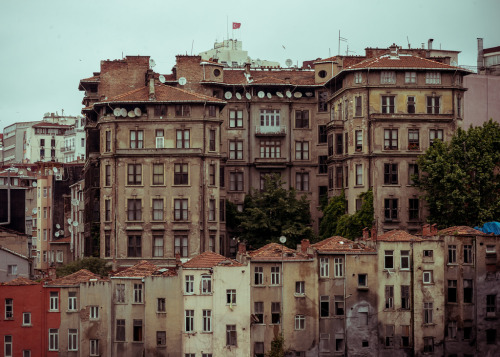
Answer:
[{"left": 1, "top": 0, "right": 499, "bottom": 132}]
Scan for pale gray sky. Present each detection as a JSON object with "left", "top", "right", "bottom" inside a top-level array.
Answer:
[{"left": 1, "top": 0, "right": 498, "bottom": 131}]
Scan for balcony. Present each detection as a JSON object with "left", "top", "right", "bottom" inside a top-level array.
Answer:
[
  {"left": 254, "top": 157, "right": 287, "bottom": 168},
  {"left": 255, "top": 125, "right": 287, "bottom": 137},
  {"left": 326, "top": 120, "right": 344, "bottom": 130}
]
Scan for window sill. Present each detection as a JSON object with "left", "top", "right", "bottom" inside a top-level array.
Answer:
[
  {"left": 294, "top": 293, "right": 306, "bottom": 298},
  {"left": 132, "top": 302, "right": 144, "bottom": 305},
  {"left": 357, "top": 286, "right": 369, "bottom": 290},
  {"left": 151, "top": 185, "right": 166, "bottom": 187},
  {"left": 48, "top": 310, "right": 59, "bottom": 313},
  {"left": 22, "top": 324, "right": 32, "bottom": 327},
  {"left": 422, "top": 323, "right": 436, "bottom": 327},
  {"left": 156, "top": 311, "right": 167, "bottom": 314}
]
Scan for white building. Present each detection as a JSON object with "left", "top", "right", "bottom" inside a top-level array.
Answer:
[{"left": 63, "top": 116, "right": 86, "bottom": 163}]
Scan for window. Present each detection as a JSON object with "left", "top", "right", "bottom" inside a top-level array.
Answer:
[
  {"left": 23, "top": 312, "right": 31, "bottom": 325},
  {"left": 425, "top": 72, "right": 441, "bottom": 84},
  {"left": 320, "top": 258, "right": 329, "bottom": 277},
  {"left": 423, "top": 250, "right": 433, "bottom": 259},
  {"left": 129, "top": 130, "right": 144, "bottom": 149},
  {"left": 486, "top": 245, "right": 496, "bottom": 254},
  {"left": 295, "top": 281, "right": 305, "bottom": 295},
  {"left": 127, "top": 164, "right": 142, "bottom": 185},
  {"left": 295, "top": 110, "right": 309, "bottom": 128},
  {"left": 424, "top": 302, "right": 433, "bottom": 323},
  {"left": 154, "top": 104, "right": 167, "bottom": 117},
  {"left": 427, "top": 97, "right": 440, "bottom": 114},
  {"left": 384, "top": 163, "right": 398, "bottom": 185},
  {"left": 185, "top": 310, "right": 194, "bottom": 332},
  {"left": 133, "top": 320, "right": 143, "bottom": 341},
  {"left": 318, "top": 125, "right": 327, "bottom": 143},
  {"left": 358, "top": 274, "right": 367, "bottom": 287},
  {"left": 174, "top": 235, "right": 188, "bottom": 257},
  {"left": 49, "top": 329, "right": 59, "bottom": 351},
  {"left": 147, "top": 165, "right": 162, "bottom": 187},
  {"left": 319, "top": 155, "right": 328, "bottom": 174},
  {"left": 104, "top": 165, "right": 111, "bottom": 186},
  {"left": 423, "top": 337, "right": 434, "bottom": 352},
  {"left": 334, "top": 257, "right": 344, "bottom": 277},
  {"left": 90, "top": 306, "right": 99, "bottom": 319},
  {"left": 407, "top": 96, "right": 416, "bottom": 113},
  {"left": 328, "top": 167, "right": 334, "bottom": 189},
  {"left": 271, "top": 266, "right": 280, "bottom": 285},
  {"left": 209, "top": 164, "right": 216, "bottom": 185},
  {"left": 260, "top": 139, "right": 281, "bottom": 158},
  {"left": 457, "top": 95, "right": 462, "bottom": 117},
  {"left": 105, "top": 131, "right": 111, "bottom": 152},
  {"left": 175, "top": 105, "right": 191, "bottom": 117},
  {"left": 68, "top": 329, "right": 78, "bottom": 351},
  {"left": 384, "top": 199, "right": 398, "bottom": 221},
  {"left": 486, "top": 329, "right": 497, "bottom": 344},
  {"left": 127, "top": 199, "right": 142, "bottom": 221},
  {"left": 201, "top": 275, "right": 212, "bottom": 294},
  {"left": 429, "top": 129, "right": 443, "bottom": 145},
  {"left": 295, "top": 141, "right": 309, "bottom": 160},
  {"left": 320, "top": 296, "right": 329, "bottom": 317},
  {"left": 295, "top": 315, "right": 305, "bottom": 330},
  {"left": 318, "top": 91, "right": 328, "bottom": 112},
  {"left": 401, "top": 285, "right": 410, "bottom": 310},
  {"left": 408, "top": 129, "right": 419, "bottom": 150},
  {"left": 355, "top": 164, "right": 363, "bottom": 185},
  {"left": 203, "top": 310, "right": 212, "bottom": 332},
  {"left": 127, "top": 235, "right": 142, "bottom": 257},
  {"left": 104, "top": 199, "right": 111, "bottom": 221},
  {"left": 116, "top": 319, "right": 125, "bottom": 341},
  {"left": 409, "top": 198, "right": 419, "bottom": 220},
  {"left": 447, "top": 321, "right": 457, "bottom": 339},
  {"left": 174, "top": 163, "right": 189, "bottom": 185},
  {"left": 405, "top": 72, "right": 416, "bottom": 84},
  {"left": 423, "top": 271, "right": 433, "bottom": 284},
  {"left": 385, "top": 325, "right": 395, "bottom": 347},
  {"left": 271, "top": 302, "right": 280, "bottom": 324},
  {"left": 327, "top": 135, "right": 333, "bottom": 156},
  {"left": 448, "top": 245, "right": 457, "bottom": 264},
  {"left": 408, "top": 164, "right": 419, "bottom": 185},
  {"left": 335, "top": 295, "right": 344, "bottom": 315},
  {"left": 49, "top": 292, "right": 59, "bottom": 311},
  {"left": 355, "top": 130, "right": 362, "bottom": 151},
  {"left": 400, "top": 250, "right": 410, "bottom": 269},
  {"left": 176, "top": 129, "right": 190, "bottom": 148},
  {"left": 157, "top": 298, "right": 166, "bottom": 312},
  {"left": 385, "top": 286, "right": 394, "bottom": 309},
  {"left": 254, "top": 267, "right": 263, "bottom": 285},
  {"left": 295, "top": 172, "right": 309, "bottom": 191},
  {"left": 154, "top": 129, "right": 164, "bottom": 149},
  {"left": 151, "top": 199, "right": 164, "bottom": 222},
  {"left": 229, "top": 140, "right": 243, "bottom": 159},
  {"left": 229, "top": 172, "right": 243, "bottom": 191},
  {"left": 174, "top": 199, "right": 188, "bottom": 221},
  {"left": 229, "top": 110, "right": 243, "bottom": 128},
  {"left": 209, "top": 129, "right": 216, "bottom": 151},
  {"left": 335, "top": 133, "right": 343, "bottom": 154},
  {"left": 254, "top": 342, "right": 265, "bottom": 357},
  {"left": 116, "top": 284, "right": 125, "bottom": 303},
  {"left": 384, "top": 129, "right": 398, "bottom": 150},
  {"left": 226, "top": 289, "right": 237, "bottom": 305},
  {"left": 157, "top": 331, "right": 166, "bottom": 346},
  {"left": 134, "top": 283, "right": 143, "bottom": 303},
  {"left": 355, "top": 95, "right": 362, "bottom": 116},
  {"left": 4, "top": 336, "right": 12, "bottom": 357},
  {"left": 464, "top": 244, "right": 473, "bottom": 264},
  {"left": 382, "top": 96, "right": 395, "bottom": 113},
  {"left": 354, "top": 72, "right": 362, "bottom": 84},
  {"left": 185, "top": 275, "right": 194, "bottom": 294},
  {"left": 463, "top": 279, "right": 473, "bottom": 303},
  {"left": 400, "top": 325, "right": 410, "bottom": 347},
  {"left": 226, "top": 325, "right": 237, "bottom": 346},
  {"left": 260, "top": 109, "right": 281, "bottom": 131},
  {"left": 384, "top": 250, "right": 394, "bottom": 269},
  {"left": 486, "top": 294, "right": 496, "bottom": 315},
  {"left": 381, "top": 71, "right": 396, "bottom": 84},
  {"left": 254, "top": 302, "right": 264, "bottom": 323}
]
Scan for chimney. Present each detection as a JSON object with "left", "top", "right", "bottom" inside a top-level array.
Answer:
[
  {"left": 175, "top": 252, "right": 181, "bottom": 267},
  {"left": 477, "top": 38, "right": 484, "bottom": 72},
  {"left": 422, "top": 224, "right": 431, "bottom": 236},
  {"left": 389, "top": 43, "right": 399, "bottom": 57},
  {"left": 238, "top": 242, "right": 246, "bottom": 255},
  {"left": 431, "top": 223, "right": 438, "bottom": 235},
  {"left": 48, "top": 267, "right": 57, "bottom": 280},
  {"left": 428, "top": 38, "right": 434, "bottom": 50},
  {"left": 371, "top": 226, "right": 377, "bottom": 241},
  {"left": 244, "top": 62, "right": 251, "bottom": 75},
  {"left": 362, "top": 228, "right": 369, "bottom": 240},
  {"left": 300, "top": 239, "right": 310, "bottom": 253}
]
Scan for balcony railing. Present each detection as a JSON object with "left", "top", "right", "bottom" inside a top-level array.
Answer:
[{"left": 255, "top": 125, "right": 287, "bottom": 136}]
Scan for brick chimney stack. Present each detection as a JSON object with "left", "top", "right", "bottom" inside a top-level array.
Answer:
[
  {"left": 300, "top": 239, "right": 310, "bottom": 253},
  {"left": 175, "top": 253, "right": 181, "bottom": 267},
  {"left": 362, "top": 228, "right": 369, "bottom": 240},
  {"left": 431, "top": 224, "right": 438, "bottom": 235},
  {"left": 238, "top": 242, "right": 246, "bottom": 255},
  {"left": 422, "top": 224, "right": 430, "bottom": 236},
  {"left": 371, "top": 226, "right": 377, "bottom": 241}
]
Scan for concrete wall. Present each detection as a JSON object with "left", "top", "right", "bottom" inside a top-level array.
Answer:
[
  {"left": 0, "top": 249, "right": 29, "bottom": 282},
  {"left": 463, "top": 74, "right": 500, "bottom": 127}
]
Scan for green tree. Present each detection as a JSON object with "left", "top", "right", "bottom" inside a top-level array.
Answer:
[
  {"left": 414, "top": 119, "right": 500, "bottom": 228},
  {"left": 234, "top": 174, "right": 313, "bottom": 249},
  {"left": 56, "top": 257, "right": 112, "bottom": 278},
  {"left": 320, "top": 189, "right": 374, "bottom": 240},
  {"left": 266, "top": 334, "right": 286, "bottom": 357}
]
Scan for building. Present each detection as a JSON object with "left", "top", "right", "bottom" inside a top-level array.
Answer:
[
  {"left": 2, "top": 122, "right": 37, "bottom": 164},
  {"left": 477, "top": 38, "right": 500, "bottom": 76},
  {"left": 62, "top": 116, "right": 86, "bottom": 163},
  {"left": 0, "top": 246, "right": 31, "bottom": 282}
]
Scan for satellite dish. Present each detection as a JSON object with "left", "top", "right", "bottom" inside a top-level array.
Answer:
[
  {"left": 279, "top": 236, "right": 287, "bottom": 244},
  {"left": 339, "top": 241, "right": 345, "bottom": 245},
  {"left": 73, "top": 221, "right": 78, "bottom": 227},
  {"left": 285, "top": 59, "right": 293, "bottom": 67},
  {"left": 235, "top": 93, "right": 242, "bottom": 100},
  {"left": 32, "top": 182, "right": 37, "bottom": 187},
  {"left": 267, "top": 93, "right": 272, "bottom": 99},
  {"left": 159, "top": 75, "right": 166, "bottom": 83},
  {"left": 178, "top": 77, "right": 187, "bottom": 85},
  {"left": 27, "top": 168, "right": 31, "bottom": 171},
  {"left": 134, "top": 108, "right": 142, "bottom": 116},
  {"left": 53, "top": 167, "right": 58, "bottom": 173},
  {"left": 128, "top": 111, "right": 135, "bottom": 118},
  {"left": 120, "top": 108, "right": 127, "bottom": 117},
  {"left": 55, "top": 232, "right": 60, "bottom": 237},
  {"left": 32, "top": 208, "right": 37, "bottom": 214},
  {"left": 258, "top": 91, "right": 265, "bottom": 98},
  {"left": 286, "top": 90, "right": 292, "bottom": 98},
  {"left": 113, "top": 108, "right": 121, "bottom": 116},
  {"left": 305, "top": 92, "right": 313, "bottom": 97},
  {"left": 245, "top": 92, "right": 252, "bottom": 100},
  {"left": 225, "top": 91, "right": 233, "bottom": 100},
  {"left": 276, "top": 92, "right": 283, "bottom": 98},
  {"left": 19, "top": 170, "right": 24, "bottom": 176},
  {"left": 67, "top": 218, "right": 72, "bottom": 224},
  {"left": 294, "top": 92, "right": 302, "bottom": 98},
  {"left": 56, "top": 224, "right": 60, "bottom": 229},
  {"left": 149, "top": 59, "right": 156, "bottom": 68}
]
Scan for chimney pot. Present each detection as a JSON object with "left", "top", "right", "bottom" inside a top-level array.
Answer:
[
  {"left": 300, "top": 239, "right": 310, "bottom": 253},
  {"left": 431, "top": 223, "right": 438, "bottom": 235},
  {"left": 422, "top": 224, "right": 430, "bottom": 236}
]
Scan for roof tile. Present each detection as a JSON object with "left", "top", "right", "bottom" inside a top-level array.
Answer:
[
  {"left": 377, "top": 230, "right": 422, "bottom": 242},
  {"left": 48, "top": 269, "right": 107, "bottom": 286},
  {"left": 112, "top": 260, "right": 159, "bottom": 277},
  {"left": 312, "top": 236, "right": 375, "bottom": 252},
  {"left": 183, "top": 251, "right": 242, "bottom": 268},
  {"left": 438, "top": 226, "right": 484, "bottom": 236},
  {"left": 105, "top": 84, "right": 225, "bottom": 103},
  {"left": 248, "top": 243, "right": 310, "bottom": 261},
  {"left": 2, "top": 277, "right": 38, "bottom": 286},
  {"left": 346, "top": 54, "right": 466, "bottom": 71}
]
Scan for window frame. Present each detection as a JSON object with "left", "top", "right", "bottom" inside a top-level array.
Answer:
[{"left": 68, "top": 329, "right": 78, "bottom": 351}]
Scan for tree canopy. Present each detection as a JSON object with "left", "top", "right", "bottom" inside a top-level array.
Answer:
[
  {"left": 56, "top": 257, "right": 112, "bottom": 278},
  {"left": 228, "top": 174, "right": 313, "bottom": 249},
  {"left": 319, "top": 189, "right": 374, "bottom": 240},
  {"left": 414, "top": 119, "right": 500, "bottom": 228}
]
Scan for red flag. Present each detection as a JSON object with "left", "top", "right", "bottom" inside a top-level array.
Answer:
[{"left": 232, "top": 22, "right": 241, "bottom": 29}]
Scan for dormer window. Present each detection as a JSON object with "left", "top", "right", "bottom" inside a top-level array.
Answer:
[
  {"left": 381, "top": 71, "right": 396, "bottom": 84},
  {"left": 426, "top": 72, "right": 441, "bottom": 84}
]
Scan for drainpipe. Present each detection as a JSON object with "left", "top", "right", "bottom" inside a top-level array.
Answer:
[
  {"left": 344, "top": 252, "right": 348, "bottom": 357},
  {"left": 367, "top": 69, "right": 372, "bottom": 189},
  {"left": 201, "top": 102, "right": 207, "bottom": 253},
  {"left": 113, "top": 122, "right": 118, "bottom": 264},
  {"left": 288, "top": 101, "right": 293, "bottom": 186},
  {"left": 410, "top": 241, "right": 415, "bottom": 356}
]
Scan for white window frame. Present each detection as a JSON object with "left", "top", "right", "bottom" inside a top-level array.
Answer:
[
  {"left": 423, "top": 271, "right": 433, "bottom": 284},
  {"left": 201, "top": 275, "right": 212, "bottom": 294},
  {"left": 295, "top": 281, "right": 305, "bottom": 295},
  {"left": 5, "top": 298, "right": 13, "bottom": 319},
  {"left": 89, "top": 306, "right": 99, "bottom": 320},
  {"left": 320, "top": 258, "right": 329, "bottom": 278},
  {"left": 334, "top": 257, "right": 344, "bottom": 277},
  {"left": 49, "top": 292, "right": 59, "bottom": 311},
  {"left": 185, "top": 310, "right": 194, "bottom": 333},
  {"left": 400, "top": 251, "right": 410, "bottom": 270},
  {"left": 22, "top": 312, "right": 31, "bottom": 326},
  {"left": 4, "top": 336, "right": 12, "bottom": 357},
  {"left": 254, "top": 266, "right": 263, "bottom": 285},
  {"left": 7, "top": 264, "right": 17, "bottom": 275},
  {"left": 226, "top": 289, "right": 237, "bottom": 305},
  {"left": 295, "top": 314, "right": 305, "bottom": 330},
  {"left": 381, "top": 71, "right": 396, "bottom": 84},
  {"left": 185, "top": 275, "right": 194, "bottom": 294},
  {"left": 405, "top": 71, "right": 416, "bottom": 83},
  {"left": 271, "top": 266, "right": 280, "bottom": 285},
  {"left": 68, "top": 329, "right": 78, "bottom": 351},
  {"left": 89, "top": 339, "right": 99, "bottom": 356},
  {"left": 425, "top": 72, "right": 441, "bottom": 84},
  {"left": 49, "top": 329, "right": 59, "bottom": 351},
  {"left": 354, "top": 72, "right": 362, "bottom": 84},
  {"left": 133, "top": 283, "right": 143, "bottom": 303},
  {"left": 203, "top": 309, "right": 212, "bottom": 332}
]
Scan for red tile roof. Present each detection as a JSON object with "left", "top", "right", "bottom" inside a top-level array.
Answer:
[
  {"left": 346, "top": 54, "right": 465, "bottom": 71},
  {"left": 220, "top": 69, "right": 316, "bottom": 86},
  {"left": 377, "top": 230, "right": 423, "bottom": 242},
  {"left": 80, "top": 75, "right": 100, "bottom": 82},
  {"left": 112, "top": 260, "right": 159, "bottom": 277},
  {"left": 2, "top": 277, "right": 38, "bottom": 286},
  {"left": 312, "top": 236, "right": 375, "bottom": 252},
  {"left": 102, "top": 84, "right": 225, "bottom": 104},
  {"left": 248, "top": 243, "right": 310, "bottom": 261},
  {"left": 437, "top": 226, "right": 484, "bottom": 236},
  {"left": 48, "top": 269, "right": 107, "bottom": 286},
  {"left": 183, "top": 251, "right": 242, "bottom": 268}
]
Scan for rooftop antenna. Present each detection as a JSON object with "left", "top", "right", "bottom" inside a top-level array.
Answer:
[
  {"left": 338, "top": 30, "right": 347, "bottom": 56},
  {"left": 407, "top": 36, "right": 411, "bottom": 48},
  {"left": 191, "top": 40, "right": 194, "bottom": 55}
]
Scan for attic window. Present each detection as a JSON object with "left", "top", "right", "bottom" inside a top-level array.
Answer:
[
  {"left": 213, "top": 69, "right": 221, "bottom": 77},
  {"left": 318, "top": 70, "right": 327, "bottom": 78}
]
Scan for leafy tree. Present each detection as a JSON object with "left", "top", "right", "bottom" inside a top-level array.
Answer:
[
  {"left": 266, "top": 334, "right": 286, "bottom": 357},
  {"left": 233, "top": 174, "right": 313, "bottom": 249},
  {"left": 56, "top": 257, "right": 112, "bottom": 278},
  {"left": 414, "top": 119, "right": 500, "bottom": 228},
  {"left": 320, "top": 189, "right": 374, "bottom": 240}
]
